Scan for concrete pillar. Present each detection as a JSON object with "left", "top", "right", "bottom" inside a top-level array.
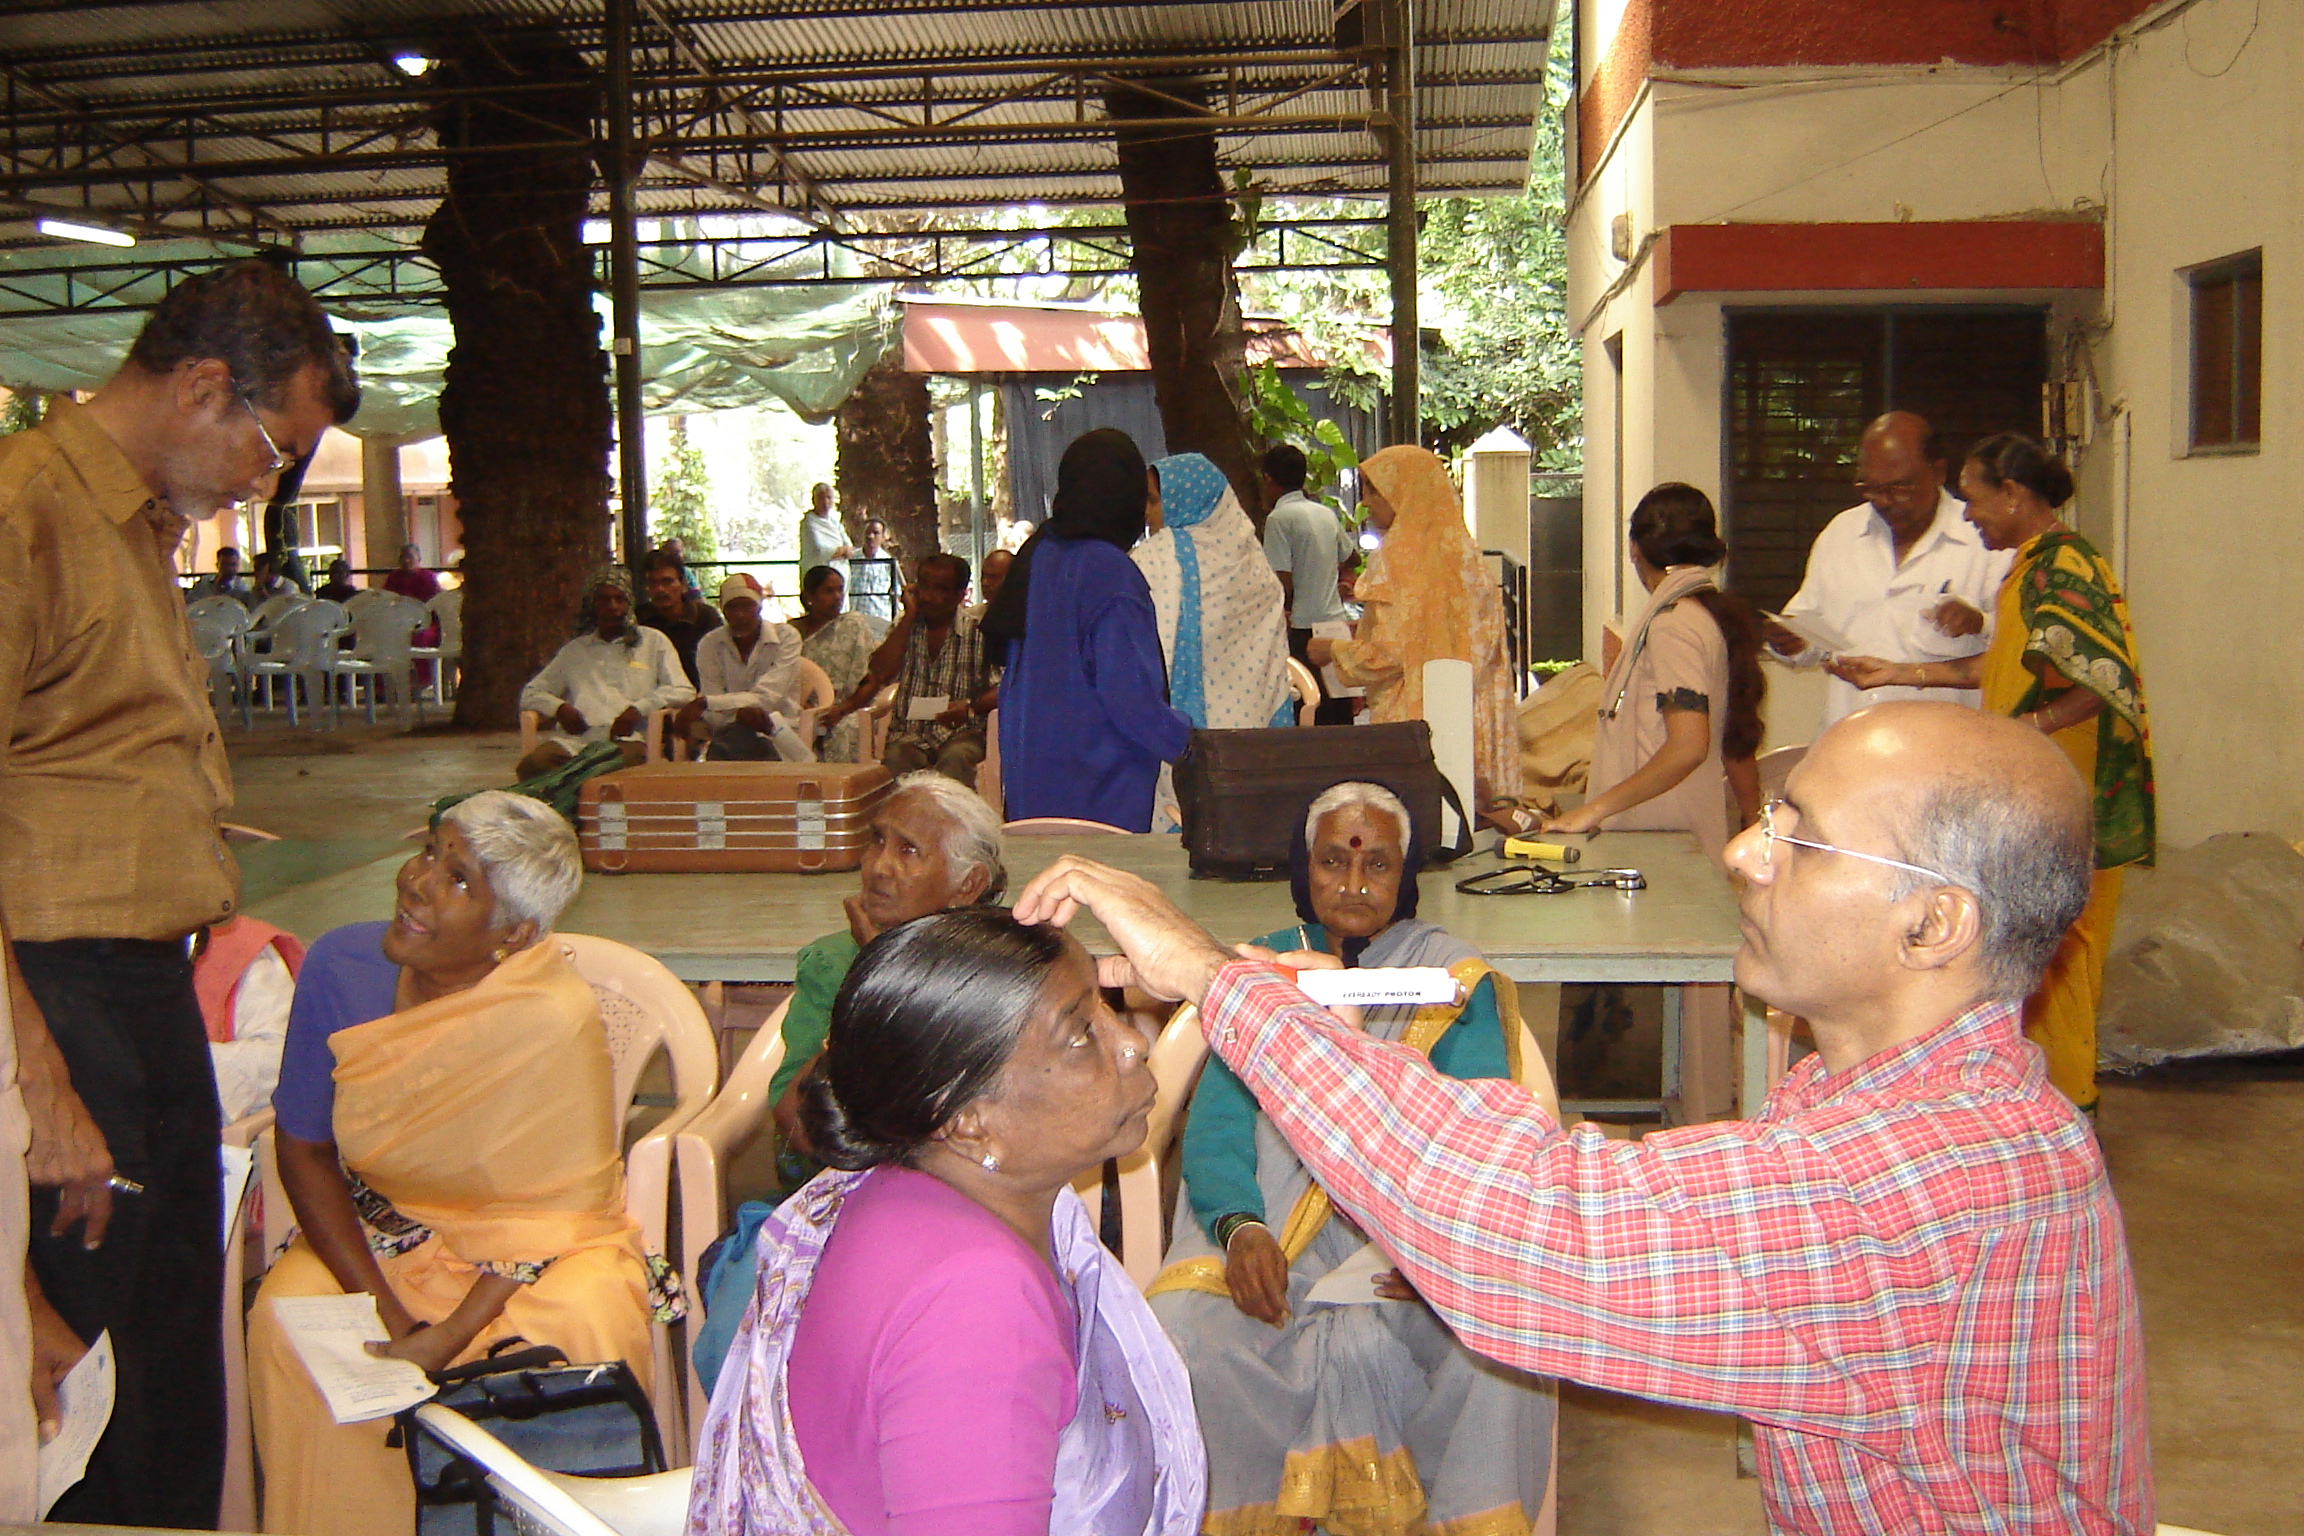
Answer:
[
  {"left": 362, "top": 435, "right": 406, "bottom": 573},
  {"left": 1465, "top": 425, "right": 1531, "bottom": 685}
]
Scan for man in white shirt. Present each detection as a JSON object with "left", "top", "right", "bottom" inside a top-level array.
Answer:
[
  {"left": 677, "top": 573, "right": 811, "bottom": 761},
  {"left": 796, "top": 481, "right": 853, "bottom": 576},
  {"left": 1766, "top": 411, "right": 2010, "bottom": 728},
  {"left": 1260, "top": 444, "right": 1357, "bottom": 725},
  {"left": 516, "top": 568, "right": 695, "bottom": 777}
]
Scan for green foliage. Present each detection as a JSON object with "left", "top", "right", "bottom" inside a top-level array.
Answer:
[
  {"left": 0, "top": 389, "right": 44, "bottom": 436},
  {"left": 1245, "top": 361, "right": 1359, "bottom": 505},
  {"left": 651, "top": 418, "right": 717, "bottom": 563}
]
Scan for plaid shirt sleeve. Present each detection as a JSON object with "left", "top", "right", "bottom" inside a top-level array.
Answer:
[{"left": 1203, "top": 961, "right": 1978, "bottom": 1439}]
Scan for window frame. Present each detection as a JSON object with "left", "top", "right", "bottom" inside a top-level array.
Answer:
[{"left": 2185, "top": 249, "right": 2263, "bottom": 457}]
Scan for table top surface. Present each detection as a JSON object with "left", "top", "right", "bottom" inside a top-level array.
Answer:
[{"left": 248, "top": 830, "right": 1744, "bottom": 984}]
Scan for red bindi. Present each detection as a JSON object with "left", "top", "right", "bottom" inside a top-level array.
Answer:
[{"left": 1348, "top": 835, "right": 1363, "bottom": 848}]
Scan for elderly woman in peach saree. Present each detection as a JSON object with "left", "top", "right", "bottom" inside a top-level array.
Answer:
[
  {"left": 247, "top": 793, "right": 661, "bottom": 1536},
  {"left": 1307, "top": 446, "right": 1525, "bottom": 826}
]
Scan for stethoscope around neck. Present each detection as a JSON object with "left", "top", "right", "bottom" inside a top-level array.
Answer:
[{"left": 1598, "top": 568, "right": 1715, "bottom": 721}]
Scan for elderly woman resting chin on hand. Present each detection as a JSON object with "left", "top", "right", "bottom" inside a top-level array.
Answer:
[{"left": 247, "top": 792, "right": 661, "bottom": 1536}]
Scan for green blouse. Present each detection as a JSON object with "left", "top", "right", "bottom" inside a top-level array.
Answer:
[{"left": 1181, "top": 922, "right": 1509, "bottom": 1244}]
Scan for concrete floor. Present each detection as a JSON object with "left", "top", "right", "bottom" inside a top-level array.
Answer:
[{"left": 227, "top": 726, "right": 2304, "bottom": 1535}]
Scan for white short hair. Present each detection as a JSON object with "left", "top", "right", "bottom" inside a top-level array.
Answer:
[
  {"left": 891, "top": 771, "right": 1007, "bottom": 902},
  {"left": 441, "top": 791, "right": 583, "bottom": 934},
  {"left": 1303, "top": 781, "right": 1412, "bottom": 851}
]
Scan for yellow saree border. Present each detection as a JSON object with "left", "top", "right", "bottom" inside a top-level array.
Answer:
[{"left": 1148, "top": 959, "right": 1512, "bottom": 1305}]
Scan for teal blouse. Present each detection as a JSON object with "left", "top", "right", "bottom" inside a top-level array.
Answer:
[{"left": 1181, "top": 922, "right": 1508, "bottom": 1243}]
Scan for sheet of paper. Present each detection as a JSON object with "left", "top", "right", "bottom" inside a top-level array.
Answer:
[
  {"left": 35, "top": 1330, "right": 114, "bottom": 1518},
  {"left": 1309, "top": 620, "right": 1364, "bottom": 699},
  {"left": 1305, "top": 1243, "right": 1399, "bottom": 1308},
  {"left": 904, "top": 694, "right": 950, "bottom": 722},
  {"left": 1761, "top": 610, "right": 1852, "bottom": 658},
  {"left": 270, "top": 1293, "right": 435, "bottom": 1424},
  {"left": 1293, "top": 967, "right": 1458, "bottom": 1009},
  {"left": 220, "top": 1142, "right": 256, "bottom": 1247}
]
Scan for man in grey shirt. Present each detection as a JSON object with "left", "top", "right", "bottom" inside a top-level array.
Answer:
[{"left": 1260, "top": 444, "right": 1356, "bottom": 724}]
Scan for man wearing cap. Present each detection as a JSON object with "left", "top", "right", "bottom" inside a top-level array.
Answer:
[
  {"left": 516, "top": 568, "right": 695, "bottom": 778},
  {"left": 676, "top": 574, "right": 812, "bottom": 760},
  {"left": 0, "top": 259, "right": 358, "bottom": 1526}
]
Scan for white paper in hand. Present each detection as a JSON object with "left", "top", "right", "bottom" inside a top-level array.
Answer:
[
  {"left": 1305, "top": 1243, "right": 1399, "bottom": 1308},
  {"left": 1293, "top": 967, "right": 1457, "bottom": 1009},
  {"left": 903, "top": 694, "right": 949, "bottom": 722},
  {"left": 1761, "top": 610, "right": 1852, "bottom": 659},
  {"left": 271, "top": 1293, "right": 435, "bottom": 1424},
  {"left": 36, "top": 1330, "right": 114, "bottom": 1517}
]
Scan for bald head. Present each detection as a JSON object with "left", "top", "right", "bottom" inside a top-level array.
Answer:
[
  {"left": 1856, "top": 411, "right": 1946, "bottom": 543},
  {"left": 1826, "top": 702, "right": 2092, "bottom": 997}
]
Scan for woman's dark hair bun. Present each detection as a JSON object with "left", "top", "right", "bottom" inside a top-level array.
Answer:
[
  {"left": 1965, "top": 431, "right": 2075, "bottom": 509},
  {"left": 1629, "top": 482, "right": 1725, "bottom": 569},
  {"left": 803, "top": 906, "right": 1069, "bottom": 1171},
  {"left": 796, "top": 1068, "right": 902, "bottom": 1172}
]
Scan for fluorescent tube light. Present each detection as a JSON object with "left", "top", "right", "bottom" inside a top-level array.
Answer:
[
  {"left": 36, "top": 218, "right": 135, "bottom": 248},
  {"left": 391, "top": 53, "right": 434, "bottom": 77}
]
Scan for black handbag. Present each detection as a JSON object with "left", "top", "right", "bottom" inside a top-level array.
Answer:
[
  {"left": 399, "top": 1340, "right": 666, "bottom": 1536},
  {"left": 1174, "top": 720, "right": 1474, "bottom": 880}
]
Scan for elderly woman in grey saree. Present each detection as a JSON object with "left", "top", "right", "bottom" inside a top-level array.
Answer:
[{"left": 1147, "top": 781, "right": 1555, "bottom": 1536}]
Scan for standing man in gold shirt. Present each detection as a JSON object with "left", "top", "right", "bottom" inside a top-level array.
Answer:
[{"left": 0, "top": 260, "right": 357, "bottom": 1527}]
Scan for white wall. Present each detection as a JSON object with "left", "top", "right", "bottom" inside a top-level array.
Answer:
[
  {"left": 1572, "top": 0, "right": 2298, "bottom": 838},
  {"left": 2095, "top": 0, "right": 2299, "bottom": 845}
]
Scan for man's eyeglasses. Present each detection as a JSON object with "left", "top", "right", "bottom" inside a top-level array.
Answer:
[
  {"left": 236, "top": 388, "right": 290, "bottom": 476},
  {"left": 1853, "top": 474, "right": 1929, "bottom": 501},
  {"left": 1756, "top": 799, "right": 1953, "bottom": 886}
]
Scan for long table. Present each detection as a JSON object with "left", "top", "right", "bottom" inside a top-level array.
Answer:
[{"left": 249, "top": 830, "right": 1765, "bottom": 1116}]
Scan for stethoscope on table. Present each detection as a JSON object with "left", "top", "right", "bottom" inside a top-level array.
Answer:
[{"left": 1453, "top": 835, "right": 1647, "bottom": 896}]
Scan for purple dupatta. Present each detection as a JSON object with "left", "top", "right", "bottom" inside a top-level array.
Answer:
[{"left": 685, "top": 1168, "right": 1206, "bottom": 1536}]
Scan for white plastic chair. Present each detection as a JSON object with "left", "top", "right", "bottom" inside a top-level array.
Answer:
[
  {"left": 245, "top": 600, "right": 346, "bottom": 725},
  {"left": 790, "top": 656, "right": 834, "bottom": 745},
  {"left": 409, "top": 1402, "right": 693, "bottom": 1536},
  {"left": 668, "top": 998, "right": 789, "bottom": 1436},
  {"left": 862, "top": 682, "right": 898, "bottom": 763},
  {"left": 218, "top": 1107, "right": 273, "bottom": 1533},
  {"left": 1004, "top": 816, "right": 1132, "bottom": 836},
  {"left": 1284, "top": 656, "right": 1320, "bottom": 726},
  {"left": 556, "top": 932, "right": 721, "bottom": 1461},
  {"left": 520, "top": 709, "right": 681, "bottom": 765},
  {"left": 188, "top": 597, "right": 252, "bottom": 727},
  {"left": 341, "top": 587, "right": 394, "bottom": 621},
  {"left": 338, "top": 591, "right": 429, "bottom": 726},
  {"left": 412, "top": 587, "right": 464, "bottom": 702},
  {"left": 976, "top": 707, "right": 1002, "bottom": 817},
  {"left": 246, "top": 589, "right": 305, "bottom": 635}
]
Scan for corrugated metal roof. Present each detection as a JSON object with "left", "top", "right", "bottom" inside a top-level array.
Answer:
[{"left": 0, "top": 0, "right": 1550, "bottom": 262}]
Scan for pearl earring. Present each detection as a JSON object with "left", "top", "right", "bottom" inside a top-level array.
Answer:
[
  {"left": 492, "top": 945, "right": 511, "bottom": 963},
  {"left": 980, "top": 1153, "right": 1000, "bottom": 1172}
]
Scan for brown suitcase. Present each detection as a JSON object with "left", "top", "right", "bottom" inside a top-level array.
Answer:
[
  {"left": 1173, "top": 721, "right": 1472, "bottom": 880},
  {"left": 576, "top": 761, "right": 894, "bottom": 873}
]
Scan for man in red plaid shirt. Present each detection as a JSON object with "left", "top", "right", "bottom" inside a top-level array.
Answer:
[{"left": 1016, "top": 701, "right": 2152, "bottom": 1534}]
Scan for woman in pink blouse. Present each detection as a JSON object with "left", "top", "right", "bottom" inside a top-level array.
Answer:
[{"left": 685, "top": 907, "right": 1205, "bottom": 1536}]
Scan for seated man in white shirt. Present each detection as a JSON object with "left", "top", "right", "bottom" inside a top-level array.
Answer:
[
  {"left": 516, "top": 567, "right": 695, "bottom": 778},
  {"left": 676, "top": 573, "right": 812, "bottom": 761},
  {"left": 1765, "top": 411, "right": 2012, "bottom": 729}
]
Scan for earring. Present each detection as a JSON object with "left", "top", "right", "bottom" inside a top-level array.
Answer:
[
  {"left": 980, "top": 1153, "right": 1000, "bottom": 1172},
  {"left": 492, "top": 945, "right": 511, "bottom": 963}
]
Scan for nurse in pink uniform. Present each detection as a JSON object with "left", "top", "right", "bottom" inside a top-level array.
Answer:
[{"left": 685, "top": 907, "right": 1205, "bottom": 1536}]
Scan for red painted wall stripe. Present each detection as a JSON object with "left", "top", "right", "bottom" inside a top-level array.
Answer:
[{"left": 1652, "top": 222, "right": 2105, "bottom": 304}]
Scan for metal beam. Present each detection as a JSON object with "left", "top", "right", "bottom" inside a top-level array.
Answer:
[
  {"left": 1384, "top": 0, "right": 1418, "bottom": 446},
  {"left": 606, "top": 0, "right": 648, "bottom": 567}
]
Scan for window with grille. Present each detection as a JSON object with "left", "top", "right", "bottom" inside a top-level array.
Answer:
[
  {"left": 1723, "top": 309, "right": 2049, "bottom": 614},
  {"left": 2189, "top": 252, "right": 2262, "bottom": 453}
]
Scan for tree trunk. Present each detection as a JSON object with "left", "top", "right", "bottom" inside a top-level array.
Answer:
[
  {"left": 835, "top": 354, "right": 939, "bottom": 567},
  {"left": 1108, "top": 80, "right": 1263, "bottom": 524},
  {"left": 424, "top": 33, "right": 610, "bottom": 729}
]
